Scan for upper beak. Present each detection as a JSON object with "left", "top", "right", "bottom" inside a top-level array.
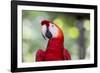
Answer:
[
  {"left": 45, "top": 27, "right": 52, "bottom": 39},
  {"left": 41, "top": 25, "right": 52, "bottom": 40}
]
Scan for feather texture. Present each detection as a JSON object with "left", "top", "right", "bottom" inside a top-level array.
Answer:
[{"left": 36, "top": 20, "right": 71, "bottom": 61}]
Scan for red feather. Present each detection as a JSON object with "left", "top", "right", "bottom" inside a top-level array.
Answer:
[
  {"left": 36, "top": 49, "right": 45, "bottom": 61},
  {"left": 36, "top": 20, "right": 71, "bottom": 61}
]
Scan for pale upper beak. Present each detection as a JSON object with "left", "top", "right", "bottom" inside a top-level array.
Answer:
[{"left": 41, "top": 25, "right": 52, "bottom": 40}]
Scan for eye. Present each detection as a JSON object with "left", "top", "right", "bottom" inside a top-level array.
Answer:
[{"left": 52, "top": 25, "right": 54, "bottom": 27}]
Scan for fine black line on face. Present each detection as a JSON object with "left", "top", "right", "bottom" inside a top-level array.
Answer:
[{"left": 42, "top": 33, "right": 46, "bottom": 40}]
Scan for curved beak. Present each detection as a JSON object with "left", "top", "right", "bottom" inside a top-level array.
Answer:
[
  {"left": 41, "top": 25, "right": 52, "bottom": 40},
  {"left": 45, "top": 27, "right": 52, "bottom": 39}
]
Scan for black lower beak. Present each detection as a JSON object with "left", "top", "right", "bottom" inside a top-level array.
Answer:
[{"left": 45, "top": 28, "right": 52, "bottom": 39}]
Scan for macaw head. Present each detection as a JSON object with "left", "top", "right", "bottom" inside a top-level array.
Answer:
[{"left": 41, "top": 20, "right": 62, "bottom": 40}]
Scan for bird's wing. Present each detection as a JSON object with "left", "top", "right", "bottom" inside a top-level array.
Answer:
[
  {"left": 36, "top": 49, "right": 45, "bottom": 61},
  {"left": 63, "top": 48, "right": 71, "bottom": 60}
]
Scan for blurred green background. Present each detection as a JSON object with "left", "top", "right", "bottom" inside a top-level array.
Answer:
[{"left": 22, "top": 10, "right": 90, "bottom": 62}]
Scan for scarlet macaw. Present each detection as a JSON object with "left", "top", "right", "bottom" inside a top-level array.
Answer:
[{"left": 36, "top": 20, "right": 71, "bottom": 61}]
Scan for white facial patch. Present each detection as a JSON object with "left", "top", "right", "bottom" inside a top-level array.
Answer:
[
  {"left": 42, "top": 25, "right": 47, "bottom": 36},
  {"left": 49, "top": 23, "right": 58, "bottom": 38}
]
